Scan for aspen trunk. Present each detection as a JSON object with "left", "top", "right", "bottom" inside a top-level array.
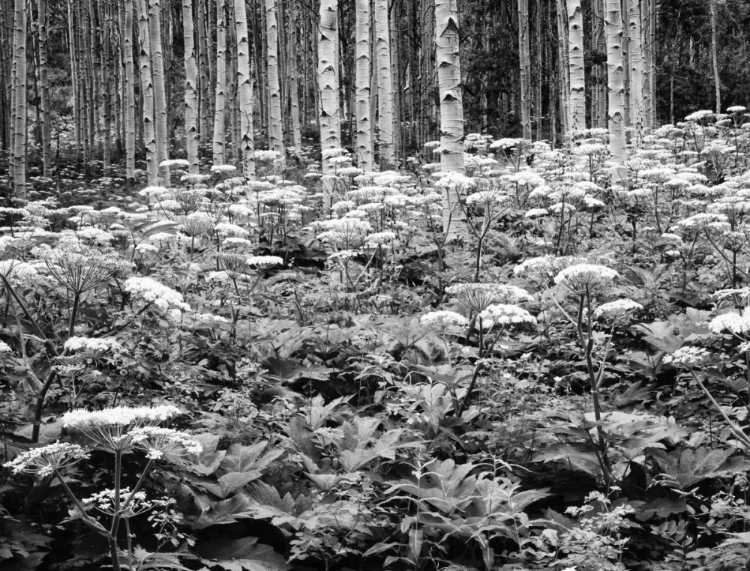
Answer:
[
  {"left": 122, "top": 0, "right": 136, "bottom": 182},
  {"left": 354, "top": 0, "right": 373, "bottom": 171},
  {"left": 566, "top": 0, "right": 585, "bottom": 132},
  {"left": 628, "top": 0, "right": 643, "bottom": 140},
  {"left": 435, "top": 0, "right": 466, "bottom": 235},
  {"left": 556, "top": 0, "right": 570, "bottom": 137},
  {"left": 518, "top": 0, "right": 532, "bottom": 139},
  {"left": 182, "top": 0, "right": 199, "bottom": 173},
  {"left": 605, "top": 0, "right": 627, "bottom": 180},
  {"left": 233, "top": 0, "right": 255, "bottom": 177},
  {"left": 136, "top": 0, "right": 157, "bottom": 182},
  {"left": 148, "top": 0, "right": 169, "bottom": 181},
  {"left": 37, "top": 0, "right": 51, "bottom": 176},
  {"left": 375, "top": 0, "right": 394, "bottom": 166},
  {"left": 709, "top": 0, "right": 720, "bottom": 114},
  {"left": 318, "top": 0, "right": 342, "bottom": 174},
  {"left": 213, "top": 0, "right": 227, "bottom": 165},
  {"left": 11, "top": 0, "right": 26, "bottom": 196},
  {"left": 265, "top": 0, "right": 284, "bottom": 154},
  {"left": 288, "top": 2, "right": 302, "bottom": 152}
]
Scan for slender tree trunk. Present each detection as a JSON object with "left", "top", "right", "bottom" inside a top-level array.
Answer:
[
  {"left": 37, "top": 0, "right": 51, "bottom": 176},
  {"left": 265, "top": 0, "right": 284, "bottom": 153},
  {"left": 435, "top": 0, "right": 466, "bottom": 235},
  {"left": 182, "top": 0, "right": 199, "bottom": 173},
  {"left": 318, "top": 0, "right": 342, "bottom": 174},
  {"left": 375, "top": 0, "right": 394, "bottom": 166},
  {"left": 709, "top": 0, "right": 720, "bottom": 114},
  {"left": 355, "top": 0, "right": 373, "bottom": 171},
  {"left": 213, "top": 0, "right": 227, "bottom": 165},
  {"left": 566, "top": 0, "right": 585, "bottom": 132},
  {"left": 605, "top": 0, "right": 627, "bottom": 181},
  {"left": 122, "top": 0, "right": 136, "bottom": 183},
  {"left": 233, "top": 0, "right": 255, "bottom": 178},
  {"left": 628, "top": 0, "right": 643, "bottom": 141},
  {"left": 148, "top": 0, "right": 169, "bottom": 181},
  {"left": 518, "top": 0, "right": 532, "bottom": 139},
  {"left": 136, "top": 0, "right": 157, "bottom": 182},
  {"left": 11, "top": 0, "right": 26, "bottom": 196},
  {"left": 556, "top": 0, "right": 570, "bottom": 137},
  {"left": 288, "top": 2, "right": 302, "bottom": 152}
]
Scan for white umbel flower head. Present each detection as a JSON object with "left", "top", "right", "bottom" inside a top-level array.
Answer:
[
  {"left": 62, "top": 405, "right": 183, "bottom": 452},
  {"left": 0, "top": 340, "right": 12, "bottom": 353},
  {"left": 421, "top": 310, "right": 469, "bottom": 332},
  {"left": 477, "top": 304, "right": 536, "bottom": 329},
  {"left": 554, "top": 264, "right": 619, "bottom": 294},
  {"left": 663, "top": 346, "right": 711, "bottom": 368},
  {"left": 3, "top": 442, "right": 89, "bottom": 479},
  {"left": 246, "top": 255, "right": 284, "bottom": 269},
  {"left": 129, "top": 426, "right": 202, "bottom": 460},
  {"left": 446, "top": 283, "right": 533, "bottom": 312},
  {"left": 594, "top": 299, "right": 643, "bottom": 320},
  {"left": 709, "top": 312, "right": 750, "bottom": 335},
  {"left": 123, "top": 277, "right": 190, "bottom": 312}
]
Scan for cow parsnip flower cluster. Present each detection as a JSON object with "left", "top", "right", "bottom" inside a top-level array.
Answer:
[
  {"left": 4, "top": 442, "right": 89, "bottom": 478},
  {"left": 420, "top": 310, "right": 469, "bottom": 330},
  {"left": 123, "top": 277, "right": 190, "bottom": 312},
  {"left": 663, "top": 346, "right": 711, "bottom": 367},
  {"left": 64, "top": 336, "right": 123, "bottom": 354},
  {"left": 33, "top": 242, "right": 132, "bottom": 294},
  {"left": 477, "top": 304, "right": 536, "bottom": 329},
  {"left": 554, "top": 264, "right": 619, "bottom": 294},
  {"left": 128, "top": 426, "right": 202, "bottom": 459},
  {"left": 83, "top": 487, "right": 151, "bottom": 517},
  {"left": 446, "top": 283, "right": 532, "bottom": 312},
  {"left": 594, "top": 299, "right": 643, "bottom": 320}
]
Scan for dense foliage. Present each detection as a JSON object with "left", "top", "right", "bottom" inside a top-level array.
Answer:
[{"left": 3, "top": 109, "right": 750, "bottom": 570}]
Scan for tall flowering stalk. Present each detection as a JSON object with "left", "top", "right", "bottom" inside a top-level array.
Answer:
[
  {"left": 5, "top": 405, "right": 200, "bottom": 571},
  {"left": 553, "top": 263, "right": 620, "bottom": 485}
]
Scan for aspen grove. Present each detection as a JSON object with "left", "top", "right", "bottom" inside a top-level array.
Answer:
[{"left": 3, "top": 1, "right": 750, "bottom": 570}]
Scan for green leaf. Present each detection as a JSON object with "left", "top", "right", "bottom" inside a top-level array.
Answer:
[
  {"left": 196, "top": 537, "right": 289, "bottom": 571},
  {"left": 650, "top": 446, "right": 750, "bottom": 489}
]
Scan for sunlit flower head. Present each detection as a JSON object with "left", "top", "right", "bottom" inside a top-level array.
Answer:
[
  {"left": 3, "top": 442, "right": 89, "bottom": 479},
  {"left": 554, "top": 264, "right": 619, "bottom": 294}
]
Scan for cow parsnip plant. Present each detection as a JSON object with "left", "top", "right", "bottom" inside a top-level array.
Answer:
[{"left": 4, "top": 110, "right": 750, "bottom": 570}]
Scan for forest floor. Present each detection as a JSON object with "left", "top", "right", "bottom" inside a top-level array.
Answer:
[{"left": 2, "top": 121, "right": 750, "bottom": 571}]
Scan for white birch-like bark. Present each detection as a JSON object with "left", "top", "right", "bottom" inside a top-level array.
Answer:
[
  {"left": 628, "top": 0, "right": 644, "bottom": 139},
  {"left": 518, "top": 0, "right": 532, "bottom": 139},
  {"left": 435, "top": 0, "right": 466, "bottom": 234},
  {"left": 136, "top": 0, "right": 157, "bottom": 183},
  {"left": 605, "top": 0, "right": 627, "bottom": 180},
  {"left": 11, "top": 0, "right": 26, "bottom": 196},
  {"left": 265, "top": 0, "right": 284, "bottom": 154},
  {"left": 233, "top": 0, "right": 255, "bottom": 177},
  {"left": 710, "top": 0, "right": 720, "bottom": 113},
  {"left": 182, "top": 0, "right": 199, "bottom": 173},
  {"left": 288, "top": 2, "right": 302, "bottom": 152},
  {"left": 38, "top": 0, "right": 51, "bottom": 176},
  {"left": 123, "top": 0, "right": 136, "bottom": 182},
  {"left": 213, "top": 0, "right": 227, "bottom": 165},
  {"left": 355, "top": 0, "right": 373, "bottom": 171},
  {"left": 318, "top": 0, "right": 342, "bottom": 174},
  {"left": 148, "top": 0, "right": 169, "bottom": 182},
  {"left": 566, "top": 0, "right": 585, "bottom": 132},
  {"left": 375, "top": 0, "right": 394, "bottom": 165}
]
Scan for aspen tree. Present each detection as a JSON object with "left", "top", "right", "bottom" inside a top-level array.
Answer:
[
  {"left": 265, "top": 0, "right": 284, "bottom": 154},
  {"left": 136, "top": 0, "right": 158, "bottom": 183},
  {"left": 122, "top": 0, "right": 136, "bottom": 183},
  {"left": 435, "top": 0, "right": 467, "bottom": 235},
  {"left": 182, "top": 0, "right": 199, "bottom": 174},
  {"left": 148, "top": 0, "right": 169, "bottom": 182},
  {"left": 11, "top": 0, "right": 26, "bottom": 196},
  {"left": 374, "top": 0, "right": 394, "bottom": 165},
  {"left": 556, "top": 0, "right": 570, "bottom": 136},
  {"left": 566, "top": 0, "right": 585, "bottom": 132},
  {"left": 233, "top": 0, "right": 255, "bottom": 178},
  {"left": 354, "top": 0, "right": 373, "bottom": 171},
  {"left": 628, "top": 0, "right": 644, "bottom": 140},
  {"left": 288, "top": 2, "right": 302, "bottom": 153},
  {"left": 318, "top": 0, "right": 342, "bottom": 174},
  {"left": 709, "top": 0, "right": 720, "bottom": 114},
  {"left": 518, "top": 0, "right": 532, "bottom": 139},
  {"left": 213, "top": 0, "right": 227, "bottom": 165},
  {"left": 605, "top": 0, "right": 627, "bottom": 180},
  {"left": 37, "top": 0, "right": 51, "bottom": 176}
]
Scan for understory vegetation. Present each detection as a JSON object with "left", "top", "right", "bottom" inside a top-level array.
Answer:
[{"left": 4, "top": 110, "right": 750, "bottom": 570}]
